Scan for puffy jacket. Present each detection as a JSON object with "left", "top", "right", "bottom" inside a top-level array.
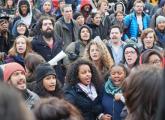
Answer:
[{"left": 124, "top": 12, "right": 150, "bottom": 41}]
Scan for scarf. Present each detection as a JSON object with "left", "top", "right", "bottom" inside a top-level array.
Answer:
[
  {"left": 78, "top": 83, "right": 97, "bottom": 101},
  {"left": 105, "top": 78, "right": 122, "bottom": 96}
]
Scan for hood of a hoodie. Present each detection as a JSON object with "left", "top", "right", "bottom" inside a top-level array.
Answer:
[
  {"left": 17, "top": 0, "right": 32, "bottom": 17},
  {"left": 78, "top": 25, "right": 92, "bottom": 43},
  {"left": 41, "top": 0, "right": 55, "bottom": 15},
  {"left": 12, "top": 19, "right": 29, "bottom": 37},
  {"left": 80, "top": 0, "right": 92, "bottom": 12},
  {"left": 113, "top": 1, "right": 125, "bottom": 14},
  {"left": 17, "top": 0, "right": 32, "bottom": 27}
]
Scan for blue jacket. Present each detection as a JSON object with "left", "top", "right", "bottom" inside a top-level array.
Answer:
[
  {"left": 124, "top": 12, "right": 150, "bottom": 41},
  {"left": 64, "top": 85, "right": 103, "bottom": 120},
  {"left": 102, "top": 91, "right": 125, "bottom": 120}
]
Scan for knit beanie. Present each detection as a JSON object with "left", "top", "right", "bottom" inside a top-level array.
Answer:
[
  {"left": 156, "top": 16, "right": 165, "bottom": 25},
  {"left": 123, "top": 43, "right": 140, "bottom": 64},
  {"left": 3, "top": 62, "right": 25, "bottom": 81},
  {"left": 73, "top": 12, "right": 83, "bottom": 20},
  {"left": 35, "top": 63, "right": 56, "bottom": 83},
  {"left": 0, "top": 14, "right": 10, "bottom": 20},
  {"left": 123, "top": 43, "right": 140, "bottom": 55}
]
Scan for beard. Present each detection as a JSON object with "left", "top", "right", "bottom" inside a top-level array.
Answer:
[{"left": 41, "top": 29, "right": 54, "bottom": 38}]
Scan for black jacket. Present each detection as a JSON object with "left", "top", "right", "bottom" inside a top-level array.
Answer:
[
  {"left": 64, "top": 85, "right": 103, "bottom": 120},
  {"left": 31, "top": 33, "right": 65, "bottom": 84}
]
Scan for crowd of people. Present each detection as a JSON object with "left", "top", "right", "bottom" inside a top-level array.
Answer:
[{"left": 0, "top": 0, "right": 165, "bottom": 120}]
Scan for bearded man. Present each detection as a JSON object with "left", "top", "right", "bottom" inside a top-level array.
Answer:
[{"left": 31, "top": 15, "right": 65, "bottom": 84}]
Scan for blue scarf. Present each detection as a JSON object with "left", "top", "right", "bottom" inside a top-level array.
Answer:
[{"left": 105, "top": 78, "right": 122, "bottom": 96}]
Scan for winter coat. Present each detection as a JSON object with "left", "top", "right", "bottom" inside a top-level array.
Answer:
[
  {"left": 86, "top": 14, "right": 111, "bottom": 40},
  {"left": 0, "top": 33, "right": 13, "bottom": 54},
  {"left": 54, "top": 17, "right": 79, "bottom": 49},
  {"left": 31, "top": 33, "right": 65, "bottom": 84},
  {"left": 64, "top": 85, "right": 103, "bottom": 120},
  {"left": 24, "top": 89, "right": 40, "bottom": 110},
  {"left": 124, "top": 12, "right": 150, "bottom": 41},
  {"left": 155, "top": 29, "right": 165, "bottom": 48},
  {"left": 87, "top": 23, "right": 105, "bottom": 40},
  {"left": 63, "top": 41, "right": 87, "bottom": 66},
  {"left": 4, "top": 55, "right": 25, "bottom": 67},
  {"left": 139, "top": 44, "right": 163, "bottom": 54},
  {"left": 101, "top": 89, "right": 125, "bottom": 120}
]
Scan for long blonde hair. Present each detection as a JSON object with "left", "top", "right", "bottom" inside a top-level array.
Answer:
[{"left": 8, "top": 35, "right": 32, "bottom": 58}]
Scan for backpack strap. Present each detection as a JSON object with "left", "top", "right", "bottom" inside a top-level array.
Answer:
[{"left": 75, "top": 42, "right": 80, "bottom": 56}]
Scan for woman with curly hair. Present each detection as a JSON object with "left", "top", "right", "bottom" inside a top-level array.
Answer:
[
  {"left": 83, "top": 38, "right": 114, "bottom": 85},
  {"left": 64, "top": 58, "right": 108, "bottom": 120},
  {"left": 34, "top": 63, "right": 63, "bottom": 98},
  {"left": 4, "top": 35, "right": 33, "bottom": 67}
]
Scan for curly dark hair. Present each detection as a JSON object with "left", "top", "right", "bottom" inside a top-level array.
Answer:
[
  {"left": 65, "top": 58, "right": 101, "bottom": 90},
  {"left": 34, "top": 15, "right": 55, "bottom": 35},
  {"left": 34, "top": 78, "right": 63, "bottom": 98},
  {"left": 38, "top": 15, "right": 55, "bottom": 29}
]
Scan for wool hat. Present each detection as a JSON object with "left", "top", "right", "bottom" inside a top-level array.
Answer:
[
  {"left": 3, "top": 62, "right": 25, "bottom": 81},
  {"left": 156, "top": 16, "right": 165, "bottom": 25},
  {"left": 73, "top": 12, "right": 83, "bottom": 20},
  {"left": 123, "top": 43, "right": 140, "bottom": 55},
  {"left": 35, "top": 63, "right": 56, "bottom": 83},
  {"left": 123, "top": 43, "right": 140, "bottom": 64},
  {"left": 0, "top": 14, "right": 10, "bottom": 21}
]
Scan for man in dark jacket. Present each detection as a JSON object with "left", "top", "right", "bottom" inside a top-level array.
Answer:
[
  {"left": 31, "top": 15, "right": 65, "bottom": 84},
  {"left": 0, "top": 14, "right": 13, "bottom": 54}
]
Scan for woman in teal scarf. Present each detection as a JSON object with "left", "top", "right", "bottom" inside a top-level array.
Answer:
[{"left": 101, "top": 64, "right": 128, "bottom": 120}]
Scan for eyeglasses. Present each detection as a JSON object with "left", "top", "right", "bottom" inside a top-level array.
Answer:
[
  {"left": 125, "top": 51, "right": 136, "bottom": 55},
  {"left": 149, "top": 59, "right": 162, "bottom": 65}
]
